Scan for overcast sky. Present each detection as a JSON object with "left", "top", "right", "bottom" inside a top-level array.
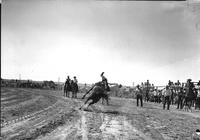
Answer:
[{"left": 2, "top": 0, "right": 200, "bottom": 86}]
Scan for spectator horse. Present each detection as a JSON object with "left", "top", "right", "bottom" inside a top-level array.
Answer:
[
  {"left": 64, "top": 80, "right": 79, "bottom": 98},
  {"left": 183, "top": 87, "right": 197, "bottom": 112},
  {"left": 71, "top": 80, "right": 79, "bottom": 98}
]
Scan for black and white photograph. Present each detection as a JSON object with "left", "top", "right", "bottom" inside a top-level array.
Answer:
[{"left": 1, "top": 0, "right": 200, "bottom": 139}]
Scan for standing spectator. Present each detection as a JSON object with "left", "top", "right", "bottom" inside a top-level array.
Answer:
[
  {"left": 168, "top": 80, "right": 172, "bottom": 87},
  {"left": 153, "top": 89, "right": 158, "bottom": 103},
  {"left": 141, "top": 82, "right": 144, "bottom": 89},
  {"left": 177, "top": 87, "right": 184, "bottom": 109},
  {"left": 145, "top": 80, "right": 150, "bottom": 102},
  {"left": 170, "top": 88, "right": 175, "bottom": 105},
  {"left": 152, "top": 84, "right": 155, "bottom": 91},
  {"left": 72, "top": 76, "right": 79, "bottom": 98},
  {"left": 136, "top": 85, "right": 143, "bottom": 107},
  {"left": 163, "top": 85, "right": 172, "bottom": 110},
  {"left": 175, "top": 80, "right": 181, "bottom": 93},
  {"left": 176, "top": 80, "right": 181, "bottom": 86}
]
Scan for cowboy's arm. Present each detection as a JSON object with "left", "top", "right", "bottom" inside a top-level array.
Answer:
[{"left": 108, "top": 83, "right": 117, "bottom": 86}]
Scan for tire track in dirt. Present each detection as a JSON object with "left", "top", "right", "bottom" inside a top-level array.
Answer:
[
  {"left": 1, "top": 88, "right": 80, "bottom": 140},
  {"left": 1, "top": 95, "right": 18, "bottom": 101},
  {"left": 1, "top": 102, "right": 68, "bottom": 139},
  {"left": 1, "top": 89, "right": 58, "bottom": 128}
]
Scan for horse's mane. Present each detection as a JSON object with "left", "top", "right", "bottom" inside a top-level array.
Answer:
[{"left": 95, "top": 81, "right": 105, "bottom": 89}]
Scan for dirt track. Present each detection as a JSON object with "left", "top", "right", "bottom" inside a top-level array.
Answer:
[{"left": 1, "top": 88, "right": 200, "bottom": 140}]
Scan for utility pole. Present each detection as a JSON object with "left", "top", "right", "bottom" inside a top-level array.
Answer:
[
  {"left": 58, "top": 77, "right": 60, "bottom": 84},
  {"left": 58, "top": 77, "right": 60, "bottom": 90}
]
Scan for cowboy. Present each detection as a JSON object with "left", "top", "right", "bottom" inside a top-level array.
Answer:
[
  {"left": 65, "top": 76, "right": 71, "bottom": 84},
  {"left": 145, "top": 80, "right": 150, "bottom": 102},
  {"left": 177, "top": 87, "right": 184, "bottom": 109},
  {"left": 186, "top": 79, "right": 195, "bottom": 93},
  {"left": 100, "top": 72, "right": 110, "bottom": 91},
  {"left": 64, "top": 76, "right": 71, "bottom": 97}
]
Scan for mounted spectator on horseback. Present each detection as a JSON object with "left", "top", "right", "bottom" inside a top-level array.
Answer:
[
  {"left": 64, "top": 76, "right": 71, "bottom": 97},
  {"left": 183, "top": 79, "right": 196, "bottom": 111},
  {"left": 71, "top": 76, "right": 79, "bottom": 98}
]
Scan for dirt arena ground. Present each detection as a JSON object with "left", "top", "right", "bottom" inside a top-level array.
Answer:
[{"left": 1, "top": 87, "right": 200, "bottom": 140}]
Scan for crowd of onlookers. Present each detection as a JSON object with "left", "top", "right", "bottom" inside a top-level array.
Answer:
[{"left": 135, "top": 79, "right": 200, "bottom": 110}]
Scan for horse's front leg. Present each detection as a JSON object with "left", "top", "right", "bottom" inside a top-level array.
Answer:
[
  {"left": 79, "top": 97, "right": 90, "bottom": 110},
  {"left": 86, "top": 100, "right": 95, "bottom": 109}
]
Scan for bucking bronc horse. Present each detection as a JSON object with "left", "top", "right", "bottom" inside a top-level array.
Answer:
[{"left": 79, "top": 81, "right": 109, "bottom": 110}]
